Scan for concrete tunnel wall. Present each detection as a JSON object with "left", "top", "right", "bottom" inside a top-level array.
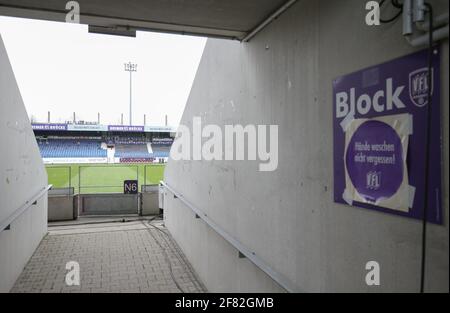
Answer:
[
  {"left": 163, "top": 0, "right": 449, "bottom": 292},
  {"left": 0, "top": 34, "right": 48, "bottom": 292}
]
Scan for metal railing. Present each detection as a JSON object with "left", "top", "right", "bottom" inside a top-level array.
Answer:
[
  {"left": 46, "top": 166, "right": 71, "bottom": 189},
  {"left": 143, "top": 164, "right": 164, "bottom": 189},
  {"left": 1, "top": 184, "right": 52, "bottom": 232},
  {"left": 160, "top": 181, "right": 299, "bottom": 293},
  {"left": 78, "top": 165, "right": 139, "bottom": 194}
]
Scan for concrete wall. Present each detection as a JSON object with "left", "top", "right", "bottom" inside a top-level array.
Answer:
[
  {"left": 48, "top": 196, "right": 75, "bottom": 221},
  {"left": 164, "top": 0, "right": 449, "bottom": 292},
  {"left": 0, "top": 34, "right": 48, "bottom": 292},
  {"left": 79, "top": 194, "right": 139, "bottom": 215},
  {"left": 142, "top": 190, "right": 160, "bottom": 216}
]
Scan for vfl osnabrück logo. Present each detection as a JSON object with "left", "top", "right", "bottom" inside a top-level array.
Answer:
[
  {"left": 409, "top": 67, "right": 434, "bottom": 108},
  {"left": 366, "top": 171, "right": 381, "bottom": 191}
]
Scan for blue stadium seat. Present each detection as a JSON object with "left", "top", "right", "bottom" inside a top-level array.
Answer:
[
  {"left": 114, "top": 144, "right": 153, "bottom": 158},
  {"left": 114, "top": 144, "right": 170, "bottom": 158},
  {"left": 37, "top": 138, "right": 172, "bottom": 159},
  {"left": 151, "top": 144, "right": 170, "bottom": 158},
  {"left": 37, "top": 139, "right": 107, "bottom": 158}
]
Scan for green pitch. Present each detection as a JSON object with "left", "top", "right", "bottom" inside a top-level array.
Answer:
[{"left": 46, "top": 163, "right": 165, "bottom": 194}]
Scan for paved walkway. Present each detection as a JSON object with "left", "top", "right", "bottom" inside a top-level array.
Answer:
[{"left": 11, "top": 218, "right": 206, "bottom": 293}]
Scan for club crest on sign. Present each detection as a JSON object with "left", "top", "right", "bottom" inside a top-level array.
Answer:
[{"left": 409, "top": 68, "right": 433, "bottom": 107}]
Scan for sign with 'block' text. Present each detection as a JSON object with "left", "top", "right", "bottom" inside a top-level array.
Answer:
[{"left": 333, "top": 48, "right": 442, "bottom": 224}]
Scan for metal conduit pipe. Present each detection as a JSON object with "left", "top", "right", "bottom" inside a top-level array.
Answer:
[
  {"left": 416, "top": 12, "right": 449, "bottom": 31},
  {"left": 406, "top": 24, "right": 449, "bottom": 47},
  {"left": 403, "top": 0, "right": 449, "bottom": 47},
  {"left": 241, "top": 0, "right": 298, "bottom": 42}
]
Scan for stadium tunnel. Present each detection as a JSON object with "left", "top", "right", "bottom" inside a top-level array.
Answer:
[{"left": 0, "top": 0, "right": 449, "bottom": 292}]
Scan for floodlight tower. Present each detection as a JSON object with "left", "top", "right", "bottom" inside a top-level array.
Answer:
[{"left": 124, "top": 62, "right": 137, "bottom": 126}]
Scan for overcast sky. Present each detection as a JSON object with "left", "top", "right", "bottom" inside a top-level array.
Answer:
[{"left": 0, "top": 16, "right": 206, "bottom": 127}]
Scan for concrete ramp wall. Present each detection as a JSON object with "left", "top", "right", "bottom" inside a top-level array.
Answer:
[
  {"left": 164, "top": 0, "right": 449, "bottom": 292},
  {"left": 0, "top": 34, "right": 48, "bottom": 292}
]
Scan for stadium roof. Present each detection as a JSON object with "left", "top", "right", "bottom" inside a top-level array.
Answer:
[{"left": 0, "top": 0, "right": 297, "bottom": 41}]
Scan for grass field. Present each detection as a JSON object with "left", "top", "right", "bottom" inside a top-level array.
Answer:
[{"left": 46, "top": 163, "right": 165, "bottom": 194}]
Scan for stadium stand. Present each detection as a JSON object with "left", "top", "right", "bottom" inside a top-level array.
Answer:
[
  {"left": 37, "top": 139, "right": 106, "bottom": 158},
  {"left": 112, "top": 137, "right": 172, "bottom": 159},
  {"left": 114, "top": 144, "right": 152, "bottom": 158},
  {"left": 150, "top": 144, "right": 170, "bottom": 158},
  {"left": 106, "top": 135, "right": 149, "bottom": 145},
  {"left": 150, "top": 138, "right": 172, "bottom": 158},
  {"left": 35, "top": 135, "right": 172, "bottom": 160}
]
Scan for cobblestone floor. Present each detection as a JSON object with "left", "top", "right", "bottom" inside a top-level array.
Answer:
[{"left": 11, "top": 219, "right": 206, "bottom": 293}]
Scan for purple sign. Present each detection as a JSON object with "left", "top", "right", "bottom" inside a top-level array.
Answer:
[
  {"left": 32, "top": 123, "right": 67, "bottom": 131},
  {"left": 333, "top": 48, "right": 442, "bottom": 224},
  {"left": 108, "top": 125, "right": 144, "bottom": 132},
  {"left": 346, "top": 120, "right": 404, "bottom": 203}
]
